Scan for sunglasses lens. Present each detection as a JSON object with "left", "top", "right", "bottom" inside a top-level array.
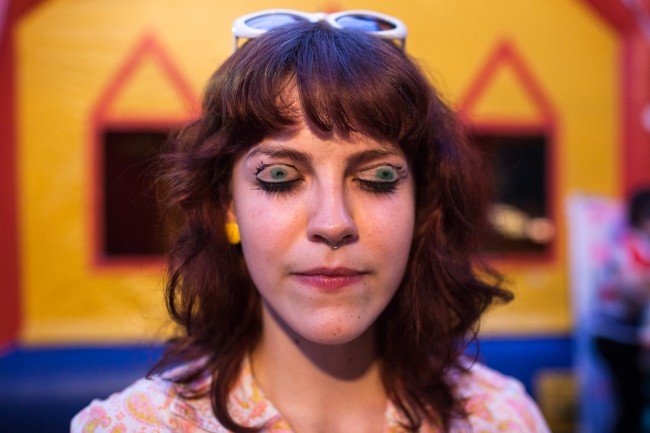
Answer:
[
  {"left": 245, "top": 13, "right": 308, "bottom": 30},
  {"left": 335, "top": 15, "right": 396, "bottom": 32}
]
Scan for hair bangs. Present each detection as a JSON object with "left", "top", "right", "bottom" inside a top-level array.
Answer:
[{"left": 217, "top": 22, "right": 430, "bottom": 146}]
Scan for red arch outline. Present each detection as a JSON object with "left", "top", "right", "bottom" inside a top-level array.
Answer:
[
  {"left": 458, "top": 40, "right": 558, "bottom": 264},
  {"left": 582, "top": 0, "right": 650, "bottom": 195},
  {"left": 0, "top": 0, "right": 48, "bottom": 348},
  {"left": 89, "top": 33, "right": 199, "bottom": 269},
  {"left": 458, "top": 40, "right": 555, "bottom": 124}
]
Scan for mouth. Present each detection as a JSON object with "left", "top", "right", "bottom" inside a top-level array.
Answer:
[
  {"left": 292, "top": 267, "right": 367, "bottom": 290},
  {"left": 296, "top": 267, "right": 366, "bottom": 277}
]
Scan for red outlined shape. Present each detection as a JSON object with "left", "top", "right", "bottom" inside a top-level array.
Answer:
[
  {"left": 458, "top": 40, "right": 558, "bottom": 265},
  {"left": 579, "top": 0, "right": 634, "bottom": 32},
  {"left": 0, "top": 0, "right": 49, "bottom": 348},
  {"left": 621, "top": 32, "right": 650, "bottom": 196},
  {"left": 582, "top": 0, "right": 650, "bottom": 196},
  {"left": 89, "top": 33, "right": 199, "bottom": 270},
  {"left": 458, "top": 40, "right": 554, "bottom": 124}
]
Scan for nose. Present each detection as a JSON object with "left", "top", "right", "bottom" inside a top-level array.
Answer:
[{"left": 306, "top": 182, "right": 359, "bottom": 249}]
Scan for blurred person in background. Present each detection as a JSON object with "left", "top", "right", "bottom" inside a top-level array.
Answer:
[{"left": 594, "top": 188, "right": 650, "bottom": 433}]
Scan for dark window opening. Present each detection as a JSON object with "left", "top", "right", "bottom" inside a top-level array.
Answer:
[
  {"left": 103, "top": 130, "right": 168, "bottom": 257},
  {"left": 471, "top": 133, "right": 554, "bottom": 254}
]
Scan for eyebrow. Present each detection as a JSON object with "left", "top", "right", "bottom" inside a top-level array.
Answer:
[
  {"left": 246, "top": 144, "right": 403, "bottom": 167},
  {"left": 346, "top": 149, "right": 402, "bottom": 168},
  {"left": 247, "top": 145, "right": 313, "bottom": 166}
]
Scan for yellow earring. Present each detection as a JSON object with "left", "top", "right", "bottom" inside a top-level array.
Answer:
[{"left": 225, "top": 222, "right": 240, "bottom": 245}]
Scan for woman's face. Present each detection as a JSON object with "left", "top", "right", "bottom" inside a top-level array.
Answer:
[{"left": 229, "top": 120, "right": 415, "bottom": 346}]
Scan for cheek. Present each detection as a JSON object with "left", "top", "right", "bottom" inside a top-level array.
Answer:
[
  {"left": 369, "top": 197, "right": 415, "bottom": 246},
  {"left": 237, "top": 200, "right": 302, "bottom": 257},
  {"left": 380, "top": 199, "right": 415, "bottom": 271},
  {"left": 359, "top": 207, "right": 413, "bottom": 293}
]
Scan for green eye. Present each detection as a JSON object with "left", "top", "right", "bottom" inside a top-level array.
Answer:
[
  {"left": 255, "top": 163, "right": 302, "bottom": 195},
  {"left": 358, "top": 166, "right": 397, "bottom": 183},
  {"left": 256, "top": 163, "right": 299, "bottom": 183},
  {"left": 270, "top": 167, "right": 289, "bottom": 181},
  {"left": 355, "top": 164, "right": 404, "bottom": 194},
  {"left": 374, "top": 167, "right": 396, "bottom": 181}
]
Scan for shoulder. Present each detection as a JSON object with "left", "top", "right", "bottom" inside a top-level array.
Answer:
[
  {"left": 452, "top": 362, "right": 551, "bottom": 433},
  {"left": 70, "top": 373, "right": 226, "bottom": 433}
]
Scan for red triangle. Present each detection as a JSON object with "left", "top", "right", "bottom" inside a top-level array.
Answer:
[
  {"left": 93, "top": 34, "right": 199, "bottom": 122},
  {"left": 458, "top": 40, "right": 555, "bottom": 125}
]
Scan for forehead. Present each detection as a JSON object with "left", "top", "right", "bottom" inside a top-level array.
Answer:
[{"left": 246, "top": 123, "right": 404, "bottom": 161}]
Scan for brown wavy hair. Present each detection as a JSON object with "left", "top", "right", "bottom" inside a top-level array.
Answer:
[{"left": 152, "top": 21, "right": 512, "bottom": 432}]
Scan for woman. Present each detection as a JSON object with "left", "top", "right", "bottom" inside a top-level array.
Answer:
[{"left": 72, "top": 10, "right": 550, "bottom": 433}]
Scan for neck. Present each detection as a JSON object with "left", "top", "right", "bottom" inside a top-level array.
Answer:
[
  {"left": 252, "top": 302, "right": 382, "bottom": 383},
  {"left": 250, "top": 303, "right": 387, "bottom": 433}
]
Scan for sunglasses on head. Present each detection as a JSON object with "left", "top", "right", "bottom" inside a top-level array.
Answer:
[{"left": 232, "top": 9, "right": 407, "bottom": 51}]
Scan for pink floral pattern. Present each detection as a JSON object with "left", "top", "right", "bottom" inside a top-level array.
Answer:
[{"left": 71, "top": 360, "right": 550, "bottom": 432}]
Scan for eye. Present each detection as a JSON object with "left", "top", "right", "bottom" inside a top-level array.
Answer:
[
  {"left": 373, "top": 167, "right": 397, "bottom": 181},
  {"left": 269, "top": 166, "right": 290, "bottom": 181},
  {"left": 355, "top": 164, "right": 403, "bottom": 194},
  {"left": 255, "top": 163, "right": 303, "bottom": 194}
]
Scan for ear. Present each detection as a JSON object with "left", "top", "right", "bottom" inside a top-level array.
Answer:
[{"left": 226, "top": 199, "right": 237, "bottom": 224}]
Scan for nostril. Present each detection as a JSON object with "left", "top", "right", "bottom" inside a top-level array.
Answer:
[
  {"left": 327, "top": 238, "right": 343, "bottom": 250},
  {"left": 324, "top": 233, "right": 358, "bottom": 250}
]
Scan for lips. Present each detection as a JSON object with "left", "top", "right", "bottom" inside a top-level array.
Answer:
[{"left": 293, "top": 267, "right": 366, "bottom": 290}]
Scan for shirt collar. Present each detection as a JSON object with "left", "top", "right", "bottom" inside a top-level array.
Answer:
[{"left": 167, "top": 356, "right": 431, "bottom": 433}]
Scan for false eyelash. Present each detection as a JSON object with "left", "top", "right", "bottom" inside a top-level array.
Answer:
[
  {"left": 255, "top": 178, "right": 302, "bottom": 195},
  {"left": 357, "top": 179, "right": 399, "bottom": 194},
  {"left": 255, "top": 161, "right": 271, "bottom": 175}
]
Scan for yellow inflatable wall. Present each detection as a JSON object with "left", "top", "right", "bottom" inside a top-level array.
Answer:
[{"left": 16, "top": 0, "right": 618, "bottom": 343}]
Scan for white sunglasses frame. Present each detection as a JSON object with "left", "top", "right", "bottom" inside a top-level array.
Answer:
[{"left": 232, "top": 9, "right": 407, "bottom": 51}]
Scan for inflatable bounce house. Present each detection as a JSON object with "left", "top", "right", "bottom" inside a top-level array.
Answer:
[{"left": 1, "top": 0, "right": 649, "bottom": 431}]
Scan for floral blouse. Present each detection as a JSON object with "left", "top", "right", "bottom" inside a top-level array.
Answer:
[{"left": 71, "top": 359, "right": 550, "bottom": 433}]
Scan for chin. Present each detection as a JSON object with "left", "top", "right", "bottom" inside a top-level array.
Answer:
[
  {"left": 293, "top": 320, "right": 375, "bottom": 346},
  {"left": 303, "top": 333, "right": 362, "bottom": 346},
  {"left": 263, "top": 302, "right": 379, "bottom": 347}
]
